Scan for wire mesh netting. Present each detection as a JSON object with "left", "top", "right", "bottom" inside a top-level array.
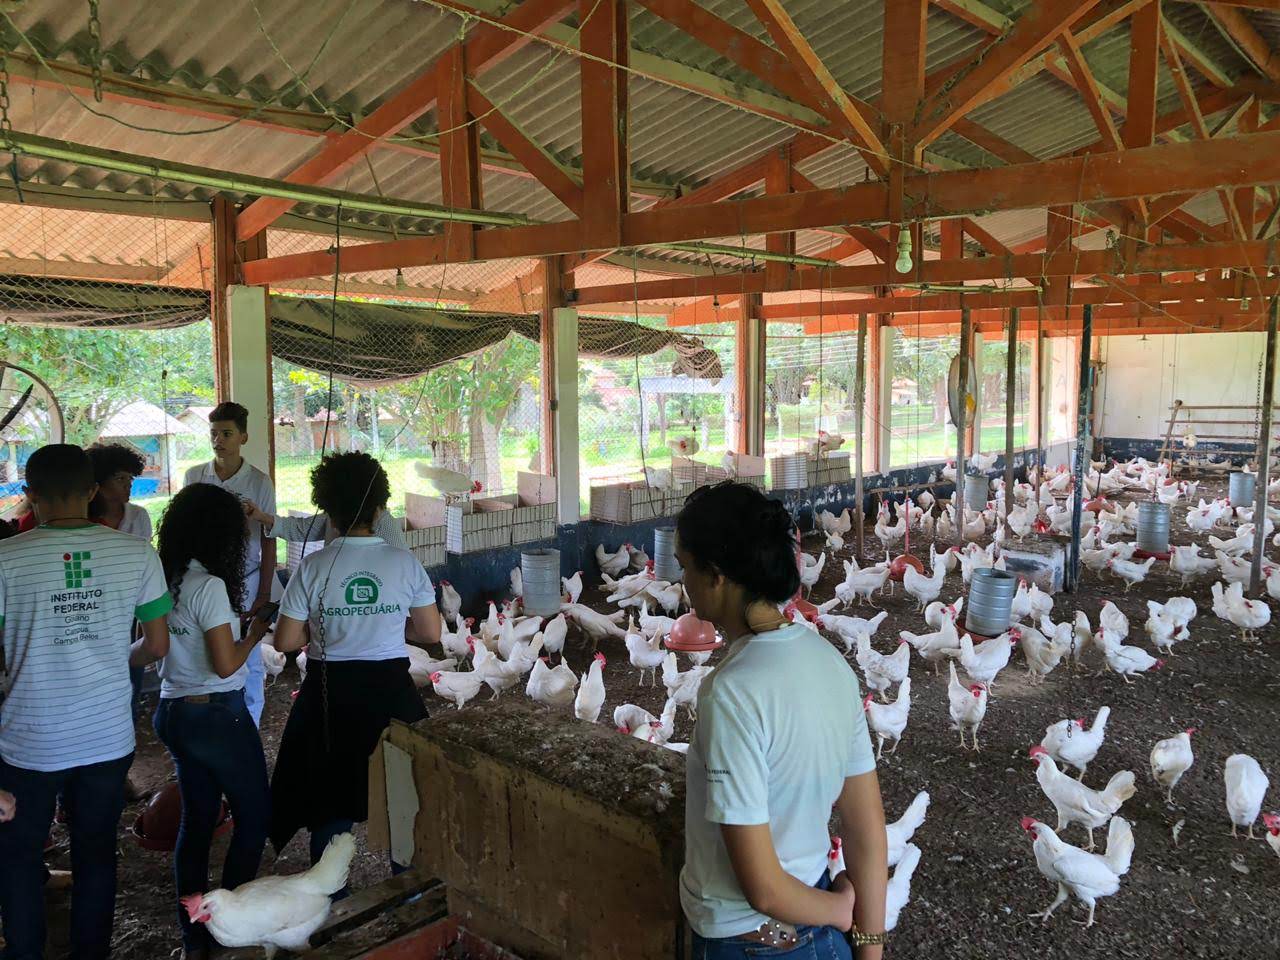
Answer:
[
  {"left": 889, "top": 330, "right": 959, "bottom": 467},
  {"left": 764, "top": 322, "right": 862, "bottom": 458},
  {"left": 980, "top": 335, "right": 1033, "bottom": 453},
  {"left": 0, "top": 199, "right": 216, "bottom": 529}
]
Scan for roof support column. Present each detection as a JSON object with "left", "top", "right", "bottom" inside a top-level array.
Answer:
[
  {"left": 579, "top": 0, "right": 629, "bottom": 249},
  {"left": 438, "top": 46, "right": 483, "bottom": 261},
  {"left": 736, "top": 293, "right": 766, "bottom": 457}
]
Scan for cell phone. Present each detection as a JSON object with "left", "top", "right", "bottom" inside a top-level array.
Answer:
[{"left": 252, "top": 602, "right": 280, "bottom": 625}]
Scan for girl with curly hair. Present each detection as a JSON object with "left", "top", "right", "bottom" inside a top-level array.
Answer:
[
  {"left": 86, "top": 443, "right": 153, "bottom": 542},
  {"left": 153, "top": 483, "right": 272, "bottom": 960}
]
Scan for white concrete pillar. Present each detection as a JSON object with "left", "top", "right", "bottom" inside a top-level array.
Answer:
[
  {"left": 227, "top": 285, "right": 273, "bottom": 476},
  {"left": 971, "top": 332, "right": 984, "bottom": 454},
  {"left": 552, "top": 307, "right": 580, "bottom": 525},
  {"left": 877, "top": 325, "right": 894, "bottom": 474}
]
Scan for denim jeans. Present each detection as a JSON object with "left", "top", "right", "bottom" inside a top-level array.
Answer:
[
  {"left": 691, "top": 873, "right": 853, "bottom": 960},
  {"left": 153, "top": 689, "right": 270, "bottom": 952},
  {"left": 0, "top": 752, "right": 133, "bottom": 960}
]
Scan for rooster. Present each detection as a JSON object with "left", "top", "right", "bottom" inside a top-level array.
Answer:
[
  {"left": 1225, "top": 753, "right": 1270, "bottom": 839},
  {"left": 1029, "top": 747, "right": 1136, "bottom": 850},
  {"left": 855, "top": 635, "right": 910, "bottom": 702},
  {"left": 1022, "top": 815, "right": 1134, "bottom": 928},
  {"left": 947, "top": 662, "right": 988, "bottom": 751},
  {"left": 1149, "top": 728, "right": 1195, "bottom": 804},
  {"left": 1040, "top": 706, "right": 1110, "bottom": 779},
  {"left": 596, "top": 542, "right": 632, "bottom": 579},
  {"left": 438, "top": 580, "right": 462, "bottom": 628},
  {"left": 573, "top": 653, "right": 607, "bottom": 723},
  {"left": 863, "top": 678, "right": 911, "bottom": 760},
  {"left": 182, "top": 833, "right": 356, "bottom": 958}
]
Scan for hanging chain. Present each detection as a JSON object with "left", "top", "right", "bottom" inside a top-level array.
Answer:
[
  {"left": 87, "top": 0, "right": 104, "bottom": 102},
  {"left": 1255, "top": 352, "right": 1265, "bottom": 466}
]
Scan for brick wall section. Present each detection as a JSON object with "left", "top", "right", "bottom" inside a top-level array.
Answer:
[{"left": 379, "top": 701, "right": 687, "bottom": 959}]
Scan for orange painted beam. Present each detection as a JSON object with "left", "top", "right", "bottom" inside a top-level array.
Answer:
[
  {"left": 579, "top": 0, "right": 629, "bottom": 248},
  {"left": 1123, "top": 0, "right": 1161, "bottom": 150},
  {"left": 1205, "top": 4, "right": 1280, "bottom": 82},
  {"left": 235, "top": 0, "right": 573, "bottom": 240},
  {"left": 438, "top": 46, "right": 483, "bottom": 262},
  {"left": 882, "top": 0, "right": 929, "bottom": 127},
  {"left": 1058, "top": 31, "right": 1122, "bottom": 151},
  {"left": 744, "top": 0, "right": 889, "bottom": 174},
  {"left": 915, "top": 0, "right": 1106, "bottom": 146}
]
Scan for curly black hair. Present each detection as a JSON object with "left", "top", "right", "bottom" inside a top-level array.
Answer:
[
  {"left": 310, "top": 451, "right": 390, "bottom": 535},
  {"left": 85, "top": 443, "right": 146, "bottom": 483},
  {"left": 676, "top": 481, "right": 800, "bottom": 604},
  {"left": 157, "top": 483, "right": 248, "bottom": 613}
]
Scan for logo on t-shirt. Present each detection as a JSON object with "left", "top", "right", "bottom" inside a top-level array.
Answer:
[
  {"left": 345, "top": 576, "right": 379, "bottom": 605},
  {"left": 63, "top": 551, "right": 92, "bottom": 588}
]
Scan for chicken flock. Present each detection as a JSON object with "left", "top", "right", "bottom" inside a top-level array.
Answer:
[{"left": 233, "top": 453, "right": 1276, "bottom": 950}]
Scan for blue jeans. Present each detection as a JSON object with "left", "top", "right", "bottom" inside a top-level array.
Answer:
[
  {"left": 154, "top": 690, "right": 270, "bottom": 952},
  {"left": 0, "top": 752, "right": 133, "bottom": 960},
  {"left": 691, "top": 873, "right": 853, "bottom": 960}
]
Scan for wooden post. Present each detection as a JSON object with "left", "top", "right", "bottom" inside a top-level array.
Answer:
[
  {"left": 1031, "top": 324, "right": 1044, "bottom": 472},
  {"left": 855, "top": 313, "right": 867, "bottom": 558},
  {"left": 539, "top": 256, "right": 564, "bottom": 477},
  {"left": 1158, "top": 398, "right": 1184, "bottom": 466},
  {"left": 956, "top": 305, "right": 971, "bottom": 546},
  {"left": 736, "top": 292, "right": 766, "bottom": 456},
  {"left": 1004, "top": 308, "right": 1017, "bottom": 538},
  {"left": 211, "top": 196, "right": 235, "bottom": 401},
  {"left": 1068, "top": 304, "right": 1094, "bottom": 591},
  {"left": 1249, "top": 296, "right": 1278, "bottom": 593}
]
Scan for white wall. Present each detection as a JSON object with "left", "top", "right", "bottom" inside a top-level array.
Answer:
[{"left": 1097, "top": 332, "right": 1272, "bottom": 443}]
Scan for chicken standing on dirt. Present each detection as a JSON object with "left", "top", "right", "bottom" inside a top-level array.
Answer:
[
  {"left": 1030, "top": 747, "right": 1136, "bottom": 851},
  {"left": 1040, "top": 706, "right": 1111, "bottom": 780},
  {"left": 864, "top": 677, "right": 911, "bottom": 759},
  {"left": 1150, "top": 729, "right": 1196, "bottom": 804},
  {"left": 1224, "top": 753, "right": 1270, "bottom": 839},
  {"left": 1022, "top": 815, "right": 1135, "bottom": 928},
  {"left": 573, "top": 653, "right": 607, "bottom": 723},
  {"left": 947, "top": 662, "right": 988, "bottom": 751}
]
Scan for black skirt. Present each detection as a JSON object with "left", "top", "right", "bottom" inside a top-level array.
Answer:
[{"left": 269, "top": 656, "right": 427, "bottom": 851}]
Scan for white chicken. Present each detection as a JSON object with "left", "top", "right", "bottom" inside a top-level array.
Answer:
[
  {"left": 471, "top": 641, "right": 525, "bottom": 700},
  {"left": 819, "top": 610, "right": 889, "bottom": 654},
  {"left": 182, "top": 833, "right": 356, "bottom": 958},
  {"left": 1029, "top": 747, "right": 1136, "bottom": 850},
  {"left": 957, "top": 631, "right": 1018, "bottom": 688},
  {"left": 1022, "top": 815, "right": 1134, "bottom": 928},
  {"left": 1018, "top": 625, "right": 1070, "bottom": 685},
  {"left": 1095, "top": 630, "right": 1163, "bottom": 682},
  {"left": 1167, "top": 545, "right": 1217, "bottom": 586},
  {"left": 798, "top": 551, "right": 826, "bottom": 597},
  {"left": 638, "top": 600, "right": 676, "bottom": 640},
  {"left": 1106, "top": 555, "right": 1155, "bottom": 592},
  {"left": 573, "top": 653, "right": 607, "bottom": 723},
  {"left": 884, "top": 790, "right": 930, "bottom": 868},
  {"left": 863, "top": 678, "right": 911, "bottom": 759},
  {"left": 836, "top": 563, "right": 892, "bottom": 606},
  {"left": 429, "top": 668, "right": 487, "bottom": 709},
  {"left": 561, "top": 570, "right": 584, "bottom": 604},
  {"left": 903, "top": 561, "right": 945, "bottom": 611},
  {"left": 414, "top": 462, "right": 482, "bottom": 500},
  {"left": 923, "top": 596, "right": 963, "bottom": 630},
  {"left": 525, "top": 656, "right": 578, "bottom": 708},
  {"left": 625, "top": 618, "right": 666, "bottom": 686},
  {"left": 1215, "top": 550, "right": 1253, "bottom": 586},
  {"left": 1040, "top": 707, "right": 1110, "bottom": 779},
  {"left": 628, "top": 544, "right": 651, "bottom": 572},
  {"left": 438, "top": 580, "right": 462, "bottom": 627},
  {"left": 405, "top": 647, "right": 457, "bottom": 688},
  {"left": 563, "top": 603, "right": 627, "bottom": 643},
  {"left": 855, "top": 635, "right": 911, "bottom": 702},
  {"left": 1224, "top": 753, "right": 1270, "bottom": 839},
  {"left": 1143, "top": 597, "right": 1196, "bottom": 655},
  {"left": 874, "top": 509, "right": 907, "bottom": 550},
  {"left": 900, "top": 617, "right": 961, "bottom": 672},
  {"left": 1211, "top": 580, "right": 1271, "bottom": 641},
  {"left": 1264, "top": 813, "right": 1280, "bottom": 858},
  {"left": 947, "top": 662, "right": 988, "bottom": 751},
  {"left": 540, "top": 613, "right": 569, "bottom": 657},
  {"left": 595, "top": 542, "right": 632, "bottom": 579},
  {"left": 259, "top": 642, "right": 286, "bottom": 684},
  {"left": 884, "top": 844, "right": 921, "bottom": 932},
  {"left": 662, "top": 651, "right": 712, "bottom": 720},
  {"left": 631, "top": 698, "right": 679, "bottom": 745},
  {"left": 1149, "top": 728, "right": 1195, "bottom": 804},
  {"left": 613, "top": 703, "right": 657, "bottom": 735},
  {"left": 1099, "top": 601, "right": 1129, "bottom": 638},
  {"left": 645, "top": 579, "right": 685, "bottom": 616},
  {"left": 1011, "top": 579, "right": 1054, "bottom": 623}
]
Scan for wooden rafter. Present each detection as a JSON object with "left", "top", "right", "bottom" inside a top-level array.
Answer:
[
  {"left": 743, "top": 0, "right": 889, "bottom": 175},
  {"left": 1058, "top": 31, "right": 1122, "bottom": 151},
  {"left": 235, "top": 0, "right": 574, "bottom": 240},
  {"left": 578, "top": 0, "right": 629, "bottom": 248},
  {"left": 438, "top": 47, "right": 483, "bottom": 261},
  {"left": 1204, "top": 4, "right": 1280, "bottom": 83},
  {"left": 1124, "top": 0, "right": 1162, "bottom": 150},
  {"left": 790, "top": 170, "right": 892, "bottom": 263},
  {"left": 914, "top": 0, "right": 1106, "bottom": 146}
]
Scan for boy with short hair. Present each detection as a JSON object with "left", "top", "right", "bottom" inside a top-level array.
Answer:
[
  {"left": 0, "top": 443, "right": 172, "bottom": 960},
  {"left": 182, "top": 402, "right": 276, "bottom": 727}
]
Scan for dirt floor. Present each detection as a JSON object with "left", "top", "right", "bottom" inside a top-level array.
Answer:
[{"left": 83, "top": 471, "right": 1280, "bottom": 959}]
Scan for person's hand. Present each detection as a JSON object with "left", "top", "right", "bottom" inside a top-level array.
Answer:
[
  {"left": 242, "top": 499, "right": 272, "bottom": 528},
  {"left": 244, "top": 615, "right": 271, "bottom": 646},
  {"left": 828, "top": 872, "right": 857, "bottom": 933},
  {"left": 0, "top": 789, "right": 15, "bottom": 822}
]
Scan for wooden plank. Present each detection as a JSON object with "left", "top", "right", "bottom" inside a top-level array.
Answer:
[
  {"left": 883, "top": 0, "right": 929, "bottom": 127},
  {"left": 744, "top": 0, "right": 889, "bottom": 173},
  {"left": 1058, "top": 31, "right": 1123, "bottom": 150},
  {"left": 915, "top": 0, "right": 1106, "bottom": 145},
  {"left": 1205, "top": 3, "right": 1280, "bottom": 83},
  {"left": 578, "top": 0, "right": 629, "bottom": 248},
  {"left": 1124, "top": 0, "right": 1162, "bottom": 150},
  {"left": 438, "top": 47, "right": 483, "bottom": 262},
  {"left": 932, "top": 0, "right": 1011, "bottom": 33}
]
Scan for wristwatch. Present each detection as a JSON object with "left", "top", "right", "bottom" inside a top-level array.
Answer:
[{"left": 847, "top": 926, "right": 888, "bottom": 947}]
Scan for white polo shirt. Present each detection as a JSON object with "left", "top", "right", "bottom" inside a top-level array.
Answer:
[
  {"left": 679, "top": 622, "right": 877, "bottom": 939},
  {"left": 280, "top": 536, "right": 434, "bottom": 663},
  {"left": 117, "top": 503, "right": 153, "bottom": 542},
  {"left": 157, "top": 559, "right": 246, "bottom": 699},
  {"left": 183, "top": 459, "right": 275, "bottom": 576},
  {"left": 0, "top": 524, "right": 172, "bottom": 771}
]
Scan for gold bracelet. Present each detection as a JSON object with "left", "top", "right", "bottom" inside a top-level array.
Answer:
[{"left": 849, "top": 926, "right": 888, "bottom": 947}]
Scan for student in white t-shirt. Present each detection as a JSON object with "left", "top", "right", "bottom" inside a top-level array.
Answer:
[
  {"left": 0, "top": 444, "right": 172, "bottom": 960},
  {"left": 182, "top": 401, "right": 276, "bottom": 727},
  {"left": 674, "top": 483, "right": 888, "bottom": 960},
  {"left": 243, "top": 498, "right": 408, "bottom": 550},
  {"left": 153, "top": 483, "right": 271, "bottom": 958},
  {"left": 269, "top": 452, "right": 440, "bottom": 871}
]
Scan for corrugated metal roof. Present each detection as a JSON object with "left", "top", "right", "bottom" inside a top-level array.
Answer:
[{"left": 0, "top": 0, "right": 1265, "bottom": 296}]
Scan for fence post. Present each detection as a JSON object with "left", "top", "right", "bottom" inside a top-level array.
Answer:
[
  {"left": 1068, "top": 304, "right": 1094, "bottom": 591},
  {"left": 735, "top": 293, "right": 765, "bottom": 456},
  {"left": 226, "top": 285, "right": 273, "bottom": 477}
]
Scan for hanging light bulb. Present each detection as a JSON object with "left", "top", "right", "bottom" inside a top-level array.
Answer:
[
  {"left": 894, "top": 226, "right": 913, "bottom": 274},
  {"left": 395, "top": 267, "right": 408, "bottom": 290},
  {"left": 1241, "top": 296, "right": 1252, "bottom": 311}
]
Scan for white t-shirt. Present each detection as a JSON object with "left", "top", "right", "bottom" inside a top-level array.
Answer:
[
  {"left": 679, "top": 623, "right": 877, "bottom": 939},
  {"left": 267, "top": 509, "right": 408, "bottom": 551},
  {"left": 183, "top": 459, "right": 275, "bottom": 575},
  {"left": 0, "top": 524, "right": 172, "bottom": 772},
  {"left": 280, "top": 537, "right": 435, "bottom": 662},
  {"left": 157, "top": 559, "right": 246, "bottom": 699},
  {"left": 118, "top": 503, "right": 153, "bottom": 542}
]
